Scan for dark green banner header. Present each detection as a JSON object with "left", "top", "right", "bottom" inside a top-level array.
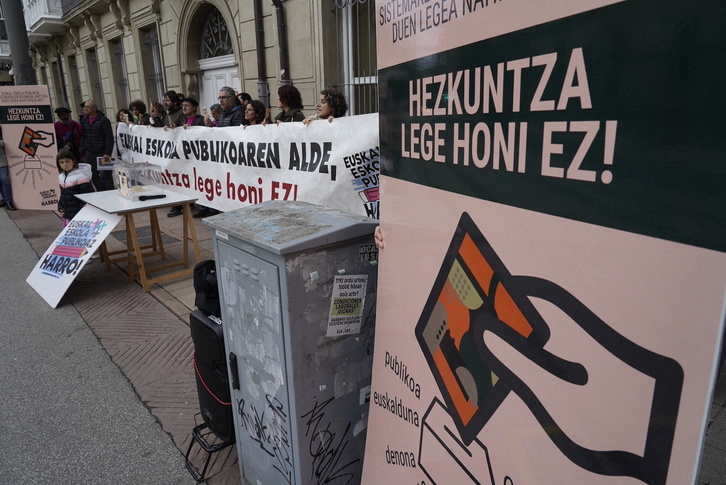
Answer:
[
  {"left": 0, "top": 105, "right": 54, "bottom": 124},
  {"left": 379, "top": 0, "right": 726, "bottom": 252}
]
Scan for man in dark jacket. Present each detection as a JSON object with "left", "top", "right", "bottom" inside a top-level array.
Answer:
[
  {"left": 205, "top": 86, "right": 246, "bottom": 127},
  {"left": 81, "top": 100, "right": 115, "bottom": 190}
]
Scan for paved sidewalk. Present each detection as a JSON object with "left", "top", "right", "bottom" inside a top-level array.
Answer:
[
  {"left": 3, "top": 203, "right": 726, "bottom": 484},
  {"left": 6, "top": 204, "right": 239, "bottom": 484},
  {"left": 0, "top": 209, "right": 195, "bottom": 484}
]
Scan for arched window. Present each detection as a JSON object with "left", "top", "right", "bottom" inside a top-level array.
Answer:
[{"left": 199, "top": 9, "right": 233, "bottom": 59}]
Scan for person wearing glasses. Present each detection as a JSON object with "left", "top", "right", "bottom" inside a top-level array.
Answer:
[{"left": 205, "top": 87, "right": 246, "bottom": 127}]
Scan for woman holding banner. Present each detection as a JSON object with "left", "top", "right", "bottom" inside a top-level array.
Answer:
[
  {"left": 273, "top": 85, "right": 305, "bottom": 123},
  {"left": 244, "top": 100, "right": 268, "bottom": 126},
  {"left": 148, "top": 103, "right": 166, "bottom": 128},
  {"left": 303, "top": 89, "right": 348, "bottom": 125}
]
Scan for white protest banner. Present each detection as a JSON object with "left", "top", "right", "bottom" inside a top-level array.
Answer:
[
  {"left": 0, "top": 86, "right": 59, "bottom": 210},
  {"left": 26, "top": 205, "right": 123, "bottom": 308},
  {"left": 116, "top": 113, "right": 380, "bottom": 218}
]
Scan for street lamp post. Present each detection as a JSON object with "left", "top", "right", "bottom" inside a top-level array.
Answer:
[{"left": 0, "top": 0, "right": 36, "bottom": 85}]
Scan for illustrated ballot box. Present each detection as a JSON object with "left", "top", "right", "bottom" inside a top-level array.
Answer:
[
  {"left": 203, "top": 201, "right": 379, "bottom": 485},
  {"left": 115, "top": 162, "right": 165, "bottom": 201}
]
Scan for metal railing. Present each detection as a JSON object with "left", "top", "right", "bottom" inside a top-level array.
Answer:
[
  {"left": 60, "top": 0, "right": 85, "bottom": 15},
  {"left": 333, "top": 0, "right": 378, "bottom": 115}
]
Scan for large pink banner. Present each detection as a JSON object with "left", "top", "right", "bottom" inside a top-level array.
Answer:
[{"left": 363, "top": 0, "right": 726, "bottom": 484}]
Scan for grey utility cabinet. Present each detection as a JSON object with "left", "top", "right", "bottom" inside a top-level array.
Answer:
[{"left": 204, "top": 201, "right": 379, "bottom": 485}]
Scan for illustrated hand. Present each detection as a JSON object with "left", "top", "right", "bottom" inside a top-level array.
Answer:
[
  {"left": 474, "top": 276, "right": 683, "bottom": 485},
  {"left": 30, "top": 130, "right": 56, "bottom": 148}
]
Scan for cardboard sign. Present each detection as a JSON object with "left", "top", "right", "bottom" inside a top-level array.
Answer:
[{"left": 26, "top": 205, "right": 122, "bottom": 308}]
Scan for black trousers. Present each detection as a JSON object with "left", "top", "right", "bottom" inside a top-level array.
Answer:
[{"left": 85, "top": 153, "right": 114, "bottom": 191}]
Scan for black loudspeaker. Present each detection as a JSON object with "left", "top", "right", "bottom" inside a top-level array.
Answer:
[{"left": 190, "top": 310, "right": 235, "bottom": 444}]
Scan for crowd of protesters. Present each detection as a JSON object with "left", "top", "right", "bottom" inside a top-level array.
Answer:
[{"left": 53, "top": 85, "right": 349, "bottom": 218}]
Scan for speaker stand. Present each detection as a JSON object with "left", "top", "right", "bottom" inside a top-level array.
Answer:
[{"left": 184, "top": 422, "right": 235, "bottom": 483}]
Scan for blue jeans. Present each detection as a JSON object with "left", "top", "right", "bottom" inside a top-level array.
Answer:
[{"left": 0, "top": 165, "right": 11, "bottom": 203}]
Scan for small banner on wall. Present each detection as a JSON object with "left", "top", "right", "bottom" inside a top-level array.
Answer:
[
  {"left": 115, "top": 113, "right": 380, "bottom": 218},
  {"left": 0, "top": 86, "right": 59, "bottom": 210}
]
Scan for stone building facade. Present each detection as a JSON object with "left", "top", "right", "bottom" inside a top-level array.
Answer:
[{"left": 17, "top": 0, "right": 376, "bottom": 117}]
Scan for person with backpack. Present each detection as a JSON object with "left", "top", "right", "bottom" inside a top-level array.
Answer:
[{"left": 204, "top": 86, "right": 246, "bottom": 127}]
